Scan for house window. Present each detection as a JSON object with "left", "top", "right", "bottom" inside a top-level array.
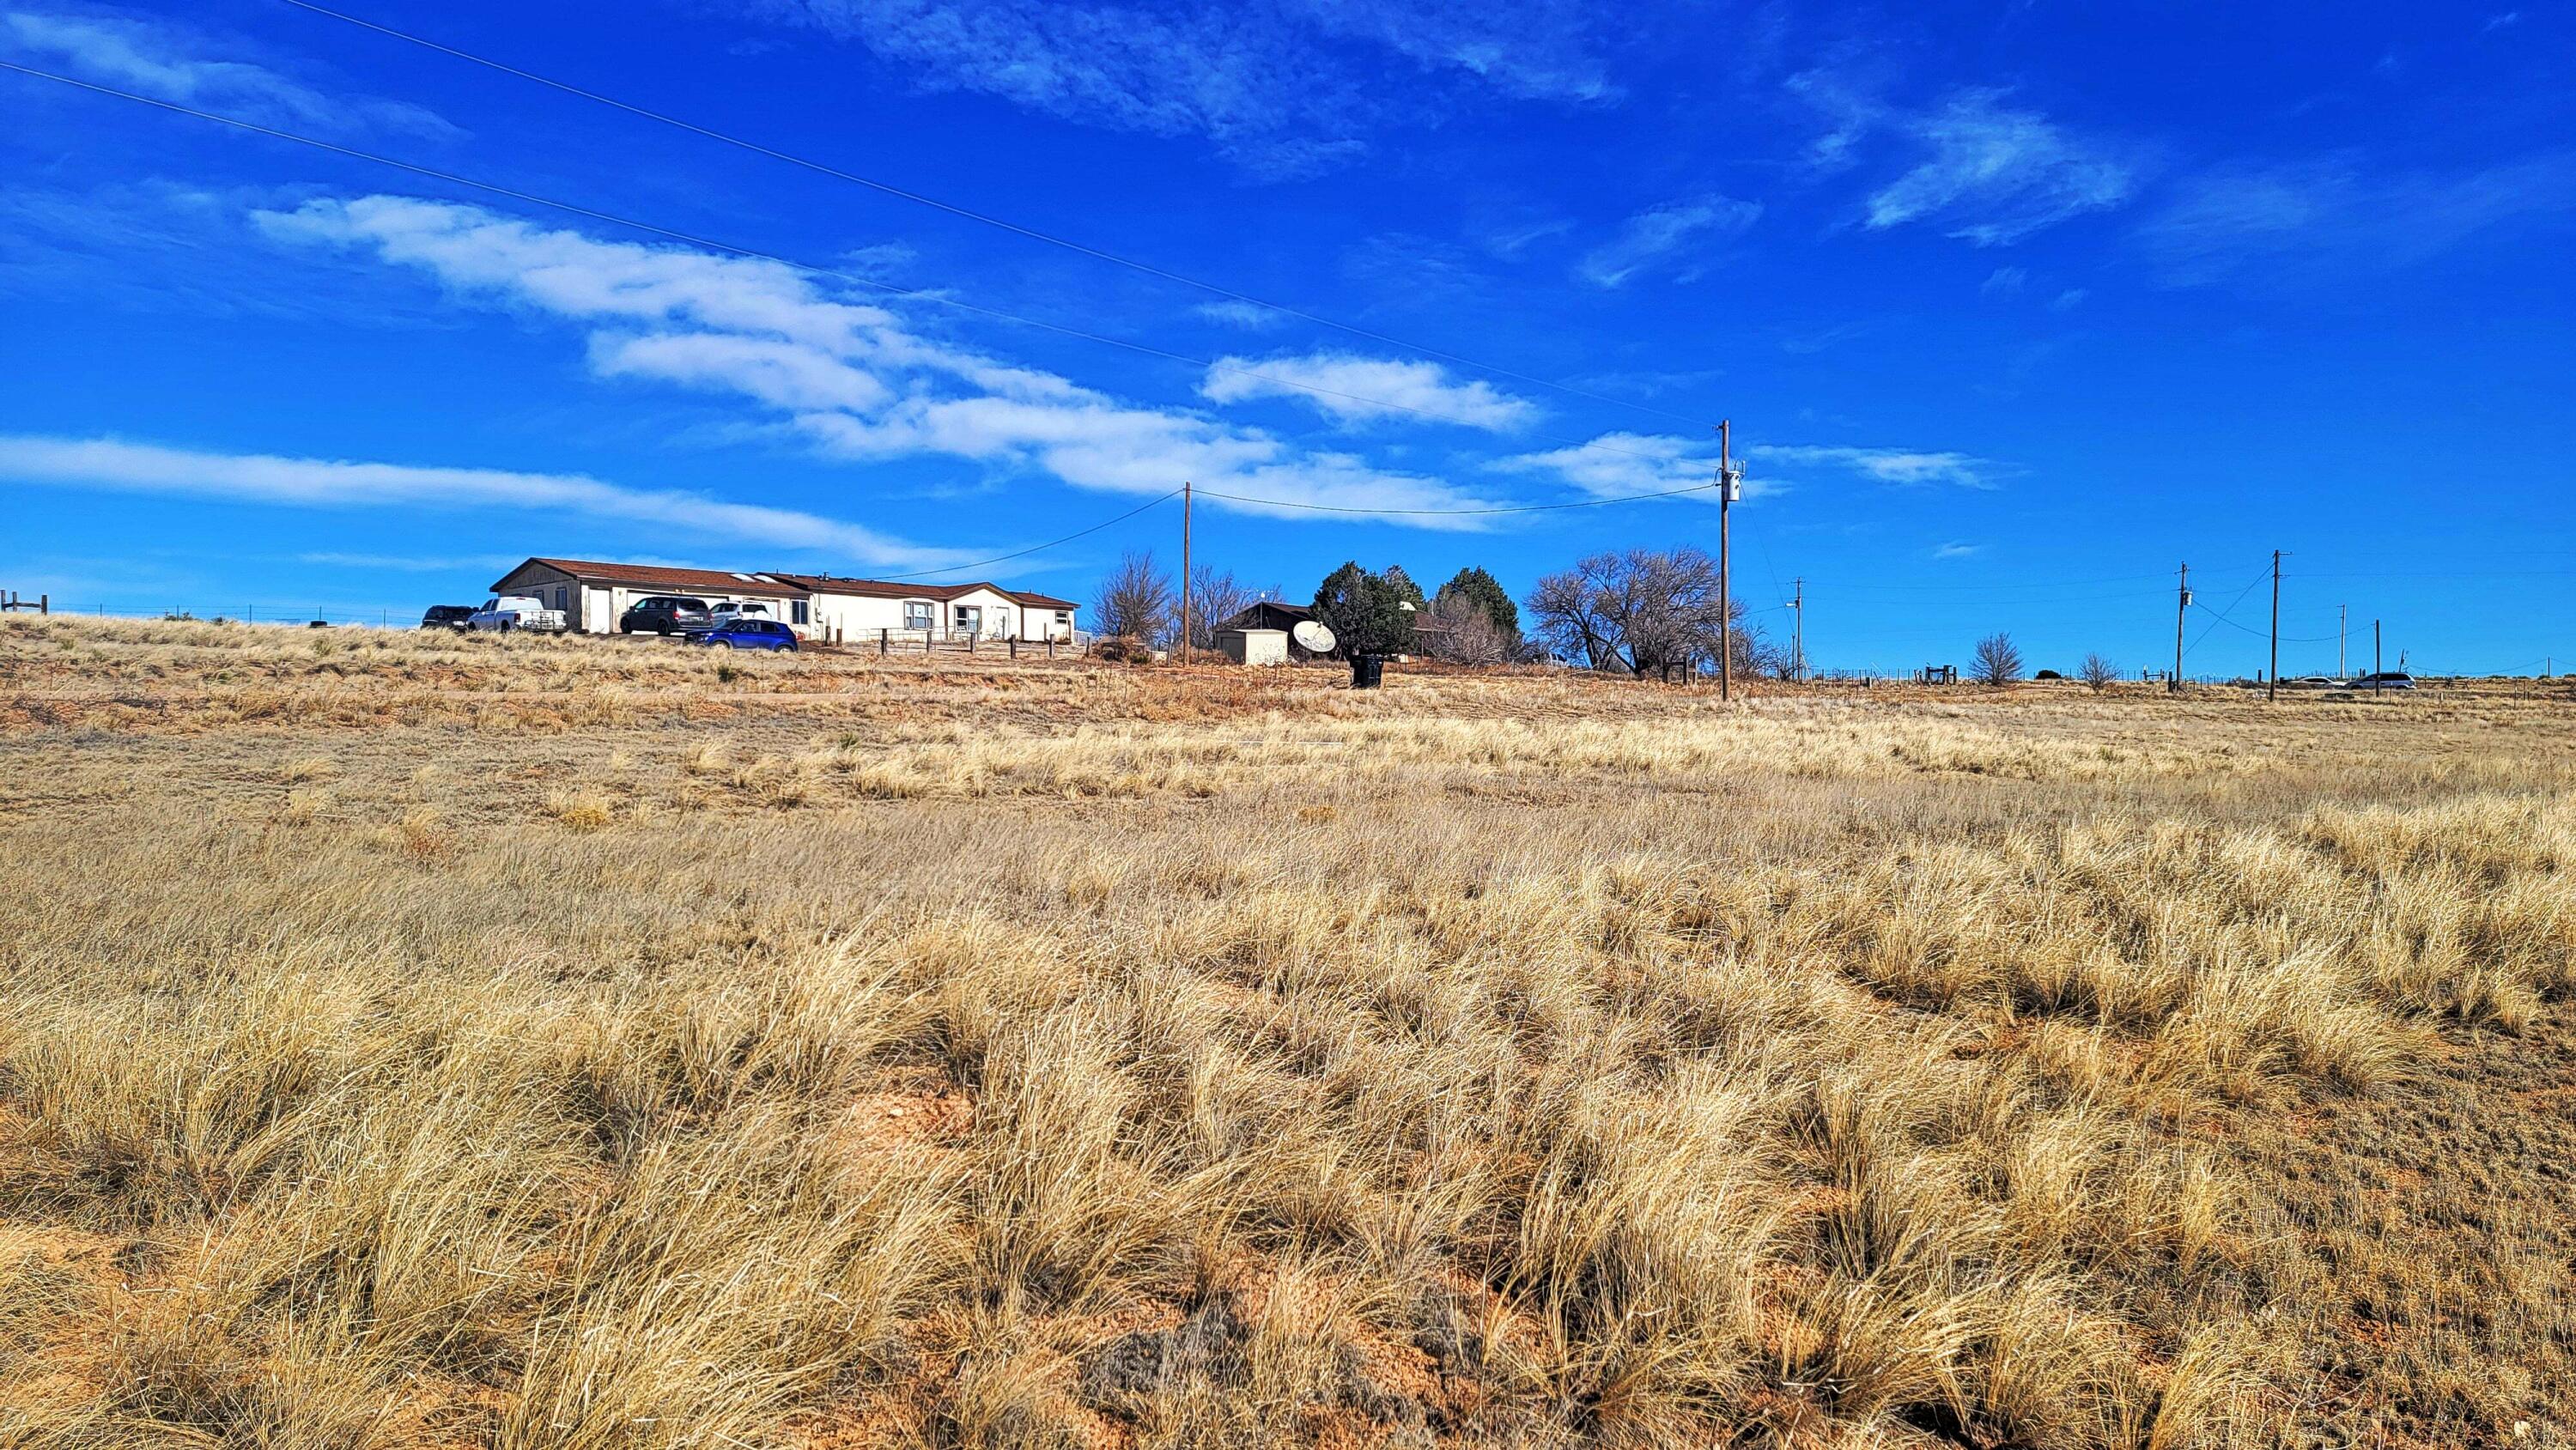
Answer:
[
  {"left": 790, "top": 600, "right": 809, "bottom": 625},
  {"left": 904, "top": 602, "right": 933, "bottom": 629},
  {"left": 954, "top": 604, "right": 981, "bottom": 634}
]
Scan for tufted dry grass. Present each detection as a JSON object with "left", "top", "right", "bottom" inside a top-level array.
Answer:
[{"left": 2, "top": 616, "right": 2573, "bottom": 1448}]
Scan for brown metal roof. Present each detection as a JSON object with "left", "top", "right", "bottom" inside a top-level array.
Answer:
[{"left": 504, "top": 558, "right": 805, "bottom": 598}]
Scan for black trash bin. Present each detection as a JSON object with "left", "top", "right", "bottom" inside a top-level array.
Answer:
[{"left": 1350, "top": 653, "right": 1384, "bottom": 689}]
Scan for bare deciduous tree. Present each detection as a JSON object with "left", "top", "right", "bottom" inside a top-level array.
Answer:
[
  {"left": 1184, "top": 567, "right": 1257, "bottom": 650},
  {"left": 1091, "top": 550, "right": 1173, "bottom": 646},
  {"left": 2080, "top": 652, "right": 2119, "bottom": 692},
  {"left": 1973, "top": 633, "right": 2026, "bottom": 687},
  {"left": 1526, "top": 549, "right": 1776, "bottom": 681},
  {"left": 1423, "top": 593, "right": 1513, "bottom": 665}
]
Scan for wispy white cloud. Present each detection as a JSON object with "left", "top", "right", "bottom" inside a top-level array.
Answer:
[
  {"left": 1193, "top": 300, "right": 1291, "bottom": 330},
  {"left": 0, "top": 435, "right": 966, "bottom": 568},
  {"left": 1930, "top": 540, "right": 1983, "bottom": 559},
  {"left": 1864, "top": 90, "right": 2137, "bottom": 245},
  {"left": 1980, "top": 265, "right": 2026, "bottom": 297},
  {"left": 2050, "top": 288, "right": 2087, "bottom": 312},
  {"left": 1, "top": 9, "right": 455, "bottom": 137},
  {"left": 1748, "top": 443, "right": 1999, "bottom": 489},
  {"left": 259, "top": 195, "right": 1511, "bottom": 525},
  {"left": 1491, "top": 431, "right": 1737, "bottom": 501},
  {"left": 739, "top": 0, "right": 1619, "bottom": 176},
  {"left": 1576, "top": 194, "right": 1760, "bottom": 288},
  {"left": 2132, "top": 152, "right": 2576, "bottom": 285},
  {"left": 1199, "top": 353, "right": 1534, "bottom": 431}
]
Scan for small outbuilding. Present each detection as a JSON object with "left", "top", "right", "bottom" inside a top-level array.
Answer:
[{"left": 1214, "top": 628, "right": 1289, "bottom": 667}]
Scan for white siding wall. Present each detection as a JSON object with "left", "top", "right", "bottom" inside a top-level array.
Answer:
[{"left": 806, "top": 592, "right": 930, "bottom": 644}]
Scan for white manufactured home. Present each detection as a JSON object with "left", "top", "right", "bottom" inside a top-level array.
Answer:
[
  {"left": 489, "top": 559, "right": 811, "bottom": 635},
  {"left": 765, "top": 574, "right": 1078, "bottom": 645},
  {"left": 486, "top": 558, "right": 1078, "bottom": 642}
]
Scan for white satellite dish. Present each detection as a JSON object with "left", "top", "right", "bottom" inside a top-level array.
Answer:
[{"left": 1291, "top": 620, "right": 1337, "bottom": 653}]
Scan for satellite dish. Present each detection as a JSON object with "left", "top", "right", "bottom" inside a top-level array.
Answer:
[{"left": 1291, "top": 620, "right": 1337, "bottom": 653}]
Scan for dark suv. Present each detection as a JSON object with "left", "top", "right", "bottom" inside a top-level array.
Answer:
[
  {"left": 619, "top": 595, "right": 712, "bottom": 635},
  {"left": 419, "top": 604, "right": 476, "bottom": 630}
]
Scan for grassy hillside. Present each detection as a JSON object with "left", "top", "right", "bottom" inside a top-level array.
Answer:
[{"left": 3, "top": 616, "right": 2571, "bottom": 1448}]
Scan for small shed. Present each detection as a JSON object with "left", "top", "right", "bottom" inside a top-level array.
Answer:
[{"left": 1215, "top": 628, "right": 1289, "bottom": 667}]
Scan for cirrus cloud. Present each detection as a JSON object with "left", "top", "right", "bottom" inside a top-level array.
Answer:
[{"left": 1199, "top": 353, "right": 1536, "bottom": 431}]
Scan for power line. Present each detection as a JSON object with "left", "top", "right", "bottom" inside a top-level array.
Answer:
[
  {"left": 1191, "top": 478, "right": 1720, "bottom": 516},
  {"left": 2184, "top": 561, "right": 2272, "bottom": 654},
  {"left": 2190, "top": 603, "right": 2337, "bottom": 645},
  {"left": 873, "top": 488, "right": 1184, "bottom": 579},
  {"left": 273, "top": 0, "right": 1717, "bottom": 431},
  {"left": 0, "top": 59, "right": 1716, "bottom": 474},
  {"left": 1820, "top": 570, "right": 2177, "bottom": 593}
]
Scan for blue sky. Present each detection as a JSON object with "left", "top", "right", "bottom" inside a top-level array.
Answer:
[{"left": 3, "top": 0, "right": 2569, "bottom": 675}]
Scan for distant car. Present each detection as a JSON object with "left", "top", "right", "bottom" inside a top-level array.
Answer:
[
  {"left": 2351, "top": 671, "right": 2417, "bottom": 690},
  {"left": 620, "top": 595, "right": 712, "bottom": 635},
  {"left": 419, "top": 604, "right": 475, "bottom": 630},
  {"left": 700, "top": 619, "right": 798, "bottom": 652},
  {"left": 2290, "top": 676, "right": 2342, "bottom": 688},
  {"left": 467, "top": 595, "right": 570, "bottom": 633}
]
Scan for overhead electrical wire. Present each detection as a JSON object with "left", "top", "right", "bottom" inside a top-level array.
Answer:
[
  {"left": 1190, "top": 478, "right": 1720, "bottom": 516},
  {"left": 2189, "top": 604, "right": 2338, "bottom": 645},
  {"left": 0, "top": 59, "right": 1722, "bottom": 477},
  {"left": 2184, "top": 561, "right": 2276, "bottom": 654},
  {"left": 274, "top": 0, "right": 1720, "bottom": 432},
  {"left": 872, "top": 487, "right": 1184, "bottom": 579}
]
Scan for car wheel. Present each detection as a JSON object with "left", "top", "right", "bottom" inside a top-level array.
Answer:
[{"left": 713, "top": 640, "right": 735, "bottom": 650}]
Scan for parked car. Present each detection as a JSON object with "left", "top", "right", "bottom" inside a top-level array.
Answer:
[
  {"left": 467, "top": 595, "right": 570, "bottom": 633},
  {"left": 619, "top": 595, "right": 711, "bottom": 635},
  {"left": 2351, "top": 671, "right": 2417, "bottom": 690},
  {"left": 2290, "top": 676, "right": 2342, "bottom": 688},
  {"left": 708, "top": 600, "right": 777, "bottom": 624},
  {"left": 700, "top": 619, "right": 798, "bottom": 652},
  {"left": 419, "top": 604, "right": 476, "bottom": 630}
]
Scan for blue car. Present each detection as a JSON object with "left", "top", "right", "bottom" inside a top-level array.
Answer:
[{"left": 700, "top": 619, "right": 799, "bottom": 652}]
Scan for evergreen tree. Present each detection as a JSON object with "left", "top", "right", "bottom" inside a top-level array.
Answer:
[
  {"left": 1433, "top": 566, "right": 1519, "bottom": 639},
  {"left": 1312, "top": 561, "right": 1419, "bottom": 656}
]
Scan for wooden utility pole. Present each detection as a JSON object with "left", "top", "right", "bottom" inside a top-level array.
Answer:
[
  {"left": 1179, "top": 480, "right": 1193, "bottom": 664},
  {"left": 2267, "top": 549, "right": 2284, "bottom": 701},
  {"left": 2338, "top": 604, "right": 2348, "bottom": 681},
  {"left": 1717, "top": 420, "right": 1733, "bottom": 701},
  {"left": 1789, "top": 577, "right": 1805, "bottom": 683},
  {"left": 2172, "top": 562, "right": 2190, "bottom": 691},
  {"left": 2374, "top": 620, "right": 2383, "bottom": 696}
]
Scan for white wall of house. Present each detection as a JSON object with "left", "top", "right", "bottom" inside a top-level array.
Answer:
[
  {"left": 804, "top": 588, "right": 1074, "bottom": 643},
  {"left": 805, "top": 592, "right": 939, "bottom": 644}
]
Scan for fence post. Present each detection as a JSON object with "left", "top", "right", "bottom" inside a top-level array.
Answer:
[
  {"left": 1048, "top": 638, "right": 1056, "bottom": 658},
  {"left": 1009, "top": 637, "right": 1018, "bottom": 659},
  {"left": 879, "top": 628, "right": 888, "bottom": 657}
]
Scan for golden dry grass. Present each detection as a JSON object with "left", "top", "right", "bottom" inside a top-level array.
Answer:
[{"left": 3, "top": 615, "right": 2573, "bottom": 1448}]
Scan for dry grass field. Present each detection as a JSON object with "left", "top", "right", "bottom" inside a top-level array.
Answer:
[{"left": 3, "top": 616, "right": 2573, "bottom": 1449}]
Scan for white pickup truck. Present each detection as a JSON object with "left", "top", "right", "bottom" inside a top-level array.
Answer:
[{"left": 466, "top": 594, "right": 570, "bottom": 633}]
